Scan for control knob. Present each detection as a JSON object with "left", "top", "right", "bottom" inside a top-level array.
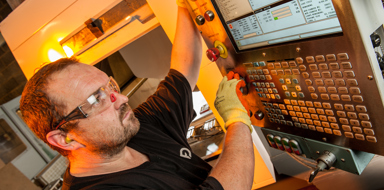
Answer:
[
  {"left": 254, "top": 110, "right": 264, "bottom": 120},
  {"left": 204, "top": 10, "right": 215, "bottom": 21},
  {"left": 195, "top": 15, "right": 205, "bottom": 25}
]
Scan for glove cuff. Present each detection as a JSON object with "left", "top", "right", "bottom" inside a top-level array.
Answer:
[{"left": 225, "top": 117, "right": 253, "bottom": 133}]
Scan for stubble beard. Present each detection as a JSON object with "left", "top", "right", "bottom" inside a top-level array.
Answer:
[{"left": 92, "top": 103, "right": 140, "bottom": 158}]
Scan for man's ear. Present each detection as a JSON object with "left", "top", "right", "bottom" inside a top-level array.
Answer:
[{"left": 46, "top": 130, "right": 84, "bottom": 150}]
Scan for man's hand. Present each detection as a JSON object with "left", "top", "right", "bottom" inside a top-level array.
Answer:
[{"left": 214, "top": 71, "right": 252, "bottom": 132}]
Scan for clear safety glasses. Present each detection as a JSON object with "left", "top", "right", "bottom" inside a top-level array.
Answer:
[{"left": 54, "top": 76, "right": 120, "bottom": 130}]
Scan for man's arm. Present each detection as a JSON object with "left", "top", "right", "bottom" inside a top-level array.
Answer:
[
  {"left": 209, "top": 122, "right": 254, "bottom": 190},
  {"left": 170, "top": 7, "right": 202, "bottom": 90}
]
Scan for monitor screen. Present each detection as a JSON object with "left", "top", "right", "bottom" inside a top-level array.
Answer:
[{"left": 213, "top": 0, "right": 342, "bottom": 51}]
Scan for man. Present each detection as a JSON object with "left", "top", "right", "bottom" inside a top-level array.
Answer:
[{"left": 20, "top": 3, "right": 254, "bottom": 190}]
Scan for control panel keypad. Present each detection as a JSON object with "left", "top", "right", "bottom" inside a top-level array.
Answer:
[{"left": 249, "top": 53, "right": 376, "bottom": 143}]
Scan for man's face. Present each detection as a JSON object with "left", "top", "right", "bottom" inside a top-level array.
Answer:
[{"left": 47, "top": 63, "right": 140, "bottom": 157}]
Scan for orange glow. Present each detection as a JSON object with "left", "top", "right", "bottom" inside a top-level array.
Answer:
[
  {"left": 48, "top": 49, "right": 64, "bottom": 62},
  {"left": 62, "top": 45, "right": 74, "bottom": 57}
]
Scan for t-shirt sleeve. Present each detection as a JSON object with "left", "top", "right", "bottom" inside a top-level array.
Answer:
[
  {"left": 133, "top": 69, "right": 197, "bottom": 145},
  {"left": 196, "top": 176, "right": 224, "bottom": 190}
]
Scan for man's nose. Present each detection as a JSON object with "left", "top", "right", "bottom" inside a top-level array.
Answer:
[{"left": 111, "top": 92, "right": 129, "bottom": 108}]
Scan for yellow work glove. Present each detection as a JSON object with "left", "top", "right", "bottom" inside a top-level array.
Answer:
[
  {"left": 214, "top": 71, "right": 252, "bottom": 132},
  {"left": 176, "top": 0, "right": 187, "bottom": 8}
]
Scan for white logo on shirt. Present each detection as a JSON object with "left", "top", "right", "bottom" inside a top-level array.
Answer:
[{"left": 180, "top": 148, "right": 192, "bottom": 159}]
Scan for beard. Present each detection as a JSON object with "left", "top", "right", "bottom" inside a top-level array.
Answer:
[{"left": 85, "top": 103, "right": 140, "bottom": 158}]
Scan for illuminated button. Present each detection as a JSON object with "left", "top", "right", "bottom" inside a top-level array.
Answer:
[
  {"left": 352, "top": 127, "right": 363, "bottom": 134},
  {"left": 318, "top": 63, "right": 328, "bottom": 70},
  {"left": 352, "top": 95, "right": 363, "bottom": 103},
  {"left": 324, "top": 128, "right": 333, "bottom": 134},
  {"left": 321, "top": 94, "right": 329, "bottom": 100},
  {"left": 322, "top": 102, "right": 331, "bottom": 109},
  {"left": 330, "top": 94, "right": 340, "bottom": 101},
  {"left": 345, "top": 104, "right": 354, "bottom": 111},
  {"left": 314, "top": 102, "right": 322, "bottom": 108},
  {"left": 342, "top": 125, "right": 351, "bottom": 132},
  {"left": 311, "top": 114, "right": 319, "bottom": 120},
  {"left": 308, "top": 86, "right": 316, "bottom": 92},
  {"left": 325, "top": 79, "right": 335, "bottom": 86},
  {"left": 306, "top": 56, "right": 315, "bottom": 63},
  {"left": 325, "top": 109, "right": 334, "bottom": 115},
  {"left": 308, "top": 108, "right": 316, "bottom": 113},
  {"left": 292, "top": 69, "right": 300, "bottom": 75},
  {"left": 364, "top": 128, "right": 375, "bottom": 136},
  {"left": 333, "top": 130, "right": 342, "bottom": 136},
  {"left": 350, "top": 87, "right": 361, "bottom": 94},
  {"left": 290, "top": 111, "right": 297, "bottom": 117},
  {"left": 281, "top": 110, "right": 288, "bottom": 115},
  {"left": 315, "top": 55, "right": 325, "bottom": 62},
  {"left": 295, "top": 85, "right": 302, "bottom": 91},
  {"left": 265, "top": 83, "right": 271, "bottom": 88},
  {"left": 271, "top": 70, "right": 277, "bottom": 75},
  {"left": 296, "top": 57, "right": 304, "bottom": 64},
  {"left": 334, "top": 104, "right": 343, "bottom": 110},
  {"left": 366, "top": 136, "right": 377, "bottom": 143},
  {"left": 361, "top": 121, "right": 372, "bottom": 128},
  {"left": 341, "top": 95, "right": 351, "bottom": 101},
  {"left": 257, "top": 69, "right": 263, "bottom": 74},
  {"left": 299, "top": 118, "right": 306, "bottom": 123},
  {"left": 306, "top": 101, "right": 313, "bottom": 107},
  {"left": 254, "top": 75, "right": 260, "bottom": 80},
  {"left": 256, "top": 82, "right": 261, "bottom": 87},
  {"left": 316, "top": 127, "right": 324, "bottom": 132},
  {"left": 291, "top": 100, "right": 298, "bottom": 105},
  {"left": 301, "top": 107, "right": 308, "bottom": 113},
  {"left": 346, "top": 79, "right": 358, "bottom": 86},
  {"left": 358, "top": 113, "right": 370, "bottom": 121},
  {"left": 277, "top": 70, "right": 285, "bottom": 75},
  {"left": 355, "top": 134, "right": 365, "bottom": 141},
  {"left": 344, "top": 71, "right": 355, "bottom": 78},
  {"left": 267, "top": 63, "right": 274, "bottom": 69},
  {"left": 260, "top": 75, "right": 266, "bottom": 80},
  {"left": 274, "top": 62, "right": 282, "bottom": 68},
  {"left": 292, "top": 116, "right": 298, "bottom": 122},
  {"left": 287, "top": 105, "right": 293, "bottom": 111},
  {"left": 311, "top": 93, "right": 318, "bottom": 99},
  {"left": 314, "top": 120, "right": 321, "bottom": 126},
  {"left": 282, "top": 62, "right": 289, "bottom": 68},
  {"left": 292, "top": 92, "right": 297, "bottom": 97},
  {"left": 328, "top": 116, "right": 337, "bottom": 123},
  {"left": 285, "top": 79, "right": 292, "bottom": 84},
  {"left": 309, "top": 64, "right": 318, "bottom": 70},
  {"left": 281, "top": 138, "right": 292, "bottom": 153},
  {"left": 337, "top": 53, "right": 349, "bottom": 60},
  {"left": 299, "top": 65, "right": 307, "bottom": 71},
  {"left": 317, "top": 109, "right": 325, "bottom": 114},
  {"left": 284, "top": 99, "right": 291, "bottom": 106},
  {"left": 315, "top": 79, "right": 324, "bottom": 86},
  {"left": 322, "top": 122, "right": 330, "bottom": 128},
  {"left": 305, "top": 79, "right": 312, "bottom": 85},
  {"left": 319, "top": 115, "right": 327, "bottom": 121},
  {"left": 309, "top": 125, "right": 316, "bottom": 131},
  {"left": 273, "top": 103, "right": 279, "bottom": 109},
  {"left": 356, "top": 105, "right": 367, "bottom": 112},
  {"left": 266, "top": 75, "right": 272, "bottom": 80},
  {"left": 335, "top": 79, "right": 346, "bottom": 86},
  {"left": 326, "top": 54, "right": 337, "bottom": 61},
  {"left": 338, "top": 87, "right": 348, "bottom": 94},
  {"left": 329, "top": 62, "right": 340, "bottom": 69},
  {"left": 306, "top": 119, "right": 313, "bottom": 124},
  {"left": 340, "top": 118, "right": 349, "bottom": 124},
  {"left": 293, "top": 106, "right": 301, "bottom": 112},
  {"left": 262, "top": 69, "right": 270, "bottom": 74},
  {"left": 328, "top": 87, "right": 337, "bottom": 93},
  {"left": 332, "top": 71, "right": 343, "bottom": 78},
  {"left": 289, "top": 140, "right": 303, "bottom": 155},
  {"left": 344, "top": 132, "right": 354, "bottom": 138},
  {"left": 330, "top": 123, "right": 339, "bottom": 129},
  {"left": 268, "top": 88, "right": 273, "bottom": 93},
  {"left": 266, "top": 94, "right": 271, "bottom": 98},
  {"left": 350, "top": 119, "right": 360, "bottom": 126},
  {"left": 285, "top": 70, "right": 292, "bottom": 75},
  {"left": 318, "top": 87, "right": 327, "bottom": 93},
  {"left": 297, "top": 100, "right": 305, "bottom": 106},
  {"left": 341, "top": 62, "right": 352, "bottom": 69},
  {"left": 304, "top": 113, "right": 311, "bottom": 118},
  {"left": 337, "top": 111, "right": 346, "bottom": 117},
  {"left": 322, "top": 72, "right": 331, "bottom": 78},
  {"left": 347, "top": 112, "right": 357, "bottom": 119},
  {"left": 312, "top": 72, "right": 321, "bottom": 78},
  {"left": 289, "top": 61, "right": 297, "bottom": 67},
  {"left": 263, "top": 88, "right": 268, "bottom": 93},
  {"left": 302, "top": 72, "right": 310, "bottom": 78}
]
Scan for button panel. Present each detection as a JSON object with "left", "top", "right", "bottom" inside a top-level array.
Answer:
[{"left": 246, "top": 53, "right": 376, "bottom": 144}]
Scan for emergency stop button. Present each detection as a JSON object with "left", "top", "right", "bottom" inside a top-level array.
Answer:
[{"left": 206, "top": 48, "right": 220, "bottom": 62}]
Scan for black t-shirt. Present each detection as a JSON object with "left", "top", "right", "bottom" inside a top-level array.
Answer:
[{"left": 62, "top": 69, "right": 224, "bottom": 190}]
